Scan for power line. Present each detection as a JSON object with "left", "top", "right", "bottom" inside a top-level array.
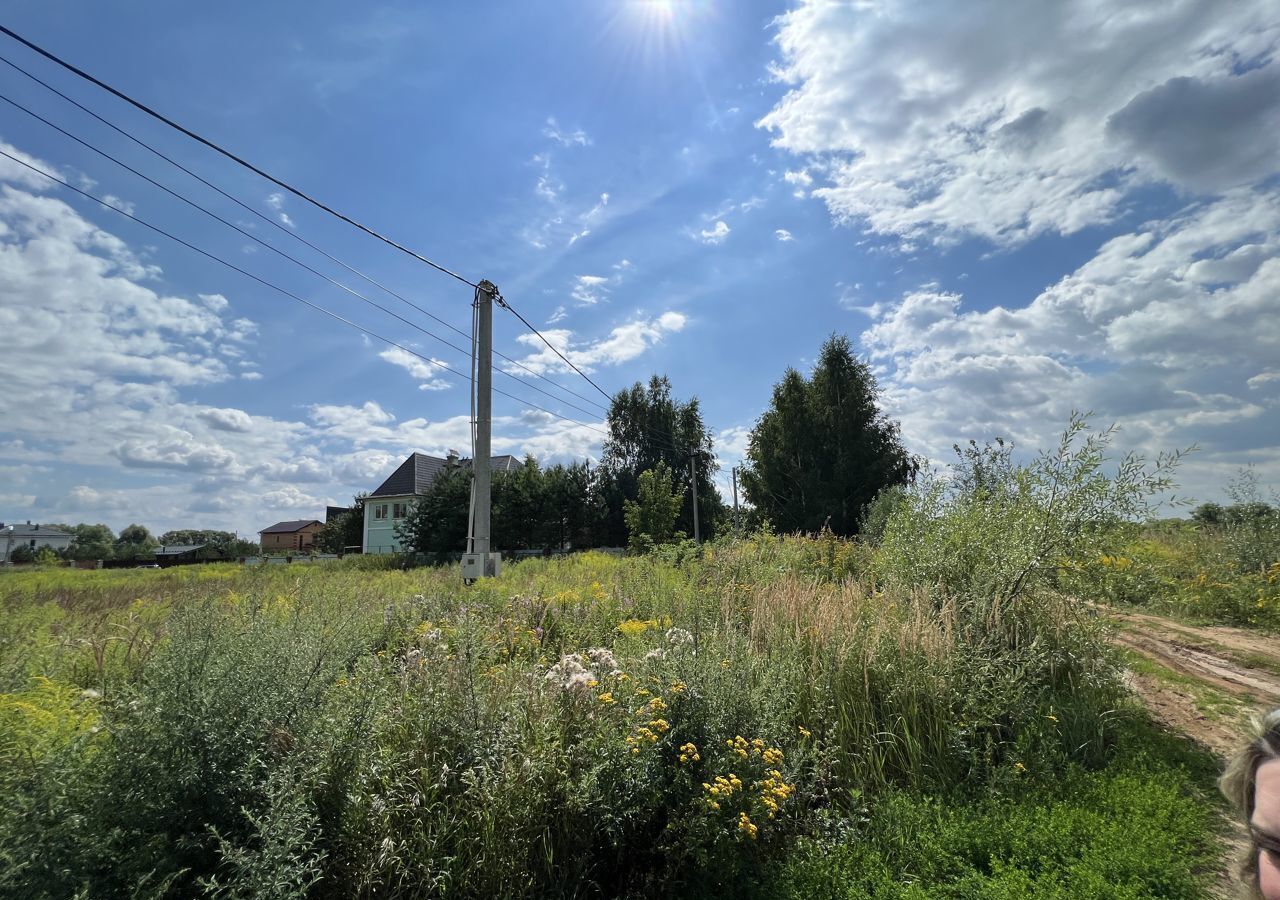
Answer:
[
  {"left": 0, "top": 24, "right": 477, "bottom": 289},
  {"left": 495, "top": 292, "right": 615, "bottom": 403},
  {"left": 0, "top": 147, "right": 608, "bottom": 438},
  {"left": 0, "top": 50, "right": 612, "bottom": 416},
  {"left": 0, "top": 90, "right": 610, "bottom": 423}
]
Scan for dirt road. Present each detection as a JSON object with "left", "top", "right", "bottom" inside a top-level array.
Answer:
[
  {"left": 1105, "top": 609, "right": 1280, "bottom": 896},
  {"left": 1109, "top": 608, "right": 1280, "bottom": 756}
]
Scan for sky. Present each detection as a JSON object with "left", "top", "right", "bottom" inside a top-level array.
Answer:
[{"left": 0, "top": 0, "right": 1278, "bottom": 538}]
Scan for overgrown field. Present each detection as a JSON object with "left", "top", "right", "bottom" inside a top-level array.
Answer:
[
  {"left": 0, "top": 533, "right": 1224, "bottom": 899},
  {"left": 1063, "top": 514, "right": 1280, "bottom": 631}
]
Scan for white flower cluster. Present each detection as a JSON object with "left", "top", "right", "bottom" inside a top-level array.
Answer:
[
  {"left": 665, "top": 627, "right": 694, "bottom": 648},
  {"left": 546, "top": 648, "right": 621, "bottom": 694}
]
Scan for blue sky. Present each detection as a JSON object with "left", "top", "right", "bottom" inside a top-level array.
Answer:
[{"left": 1, "top": 0, "right": 1278, "bottom": 537}]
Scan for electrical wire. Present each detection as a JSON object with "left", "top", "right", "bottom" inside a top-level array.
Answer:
[
  {"left": 0, "top": 24, "right": 477, "bottom": 288},
  {"left": 0, "top": 90, "right": 611, "bottom": 423},
  {"left": 0, "top": 30, "right": 708, "bottom": 462},
  {"left": 495, "top": 292, "right": 615, "bottom": 403},
  {"left": 0, "top": 147, "right": 609, "bottom": 437},
  {"left": 0, "top": 50, "right": 611, "bottom": 415}
]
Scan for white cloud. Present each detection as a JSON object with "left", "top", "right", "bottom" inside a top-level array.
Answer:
[
  {"left": 542, "top": 117, "right": 591, "bottom": 147},
  {"left": 570, "top": 274, "right": 609, "bottom": 306},
  {"left": 503, "top": 312, "right": 687, "bottom": 376},
  {"left": 699, "top": 220, "right": 730, "bottom": 245},
  {"left": 775, "top": 228, "right": 794, "bottom": 242},
  {"left": 758, "top": 0, "right": 1280, "bottom": 246},
  {"left": 860, "top": 189, "right": 1280, "bottom": 497},
  {"left": 378, "top": 346, "right": 452, "bottom": 391},
  {"left": 198, "top": 407, "right": 254, "bottom": 433}
]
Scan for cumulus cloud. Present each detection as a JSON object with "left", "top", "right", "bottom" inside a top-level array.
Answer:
[
  {"left": 775, "top": 228, "right": 794, "bottom": 242},
  {"left": 503, "top": 312, "right": 687, "bottom": 376},
  {"left": 860, "top": 188, "right": 1280, "bottom": 496},
  {"left": 199, "top": 407, "right": 254, "bottom": 433},
  {"left": 758, "top": 0, "right": 1280, "bottom": 246},
  {"left": 1107, "top": 66, "right": 1280, "bottom": 193}
]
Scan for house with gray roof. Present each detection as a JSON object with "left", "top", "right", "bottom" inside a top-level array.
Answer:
[
  {"left": 1, "top": 522, "right": 73, "bottom": 562},
  {"left": 362, "top": 451, "right": 523, "bottom": 554}
]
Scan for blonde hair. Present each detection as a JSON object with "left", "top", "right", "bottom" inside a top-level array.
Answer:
[{"left": 1221, "top": 708, "right": 1280, "bottom": 899}]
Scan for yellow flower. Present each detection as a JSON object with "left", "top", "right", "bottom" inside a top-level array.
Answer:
[
  {"left": 762, "top": 747, "right": 784, "bottom": 766},
  {"left": 598, "top": 692, "right": 616, "bottom": 705},
  {"left": 669, "top": 681, "right": 686, "bottom": 695},
  {"left": 586, "top": 679, "right": 599, "bottom": 688},
  {"left": 738, "top": 813, "right": 758, "bottom": 839},
  {"left": 649, "top": 718, "right": 670, "bottom": 733},
  {"left": 1045, "top": 714, "right": 1058, "bottom": 723},
  {"left": 798, "top": 726, "right": 811, "bottom": 739}
]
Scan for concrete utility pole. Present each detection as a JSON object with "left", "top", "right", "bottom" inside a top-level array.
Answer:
[
  {"left": 690, "top": 450, "right": 701, "bottom": 545},
  {"left": 732, "top": 466, "right": 740, "bottom": 535},
  {"left": 463, "top": 280, "right": 501, "bottom": 582}
]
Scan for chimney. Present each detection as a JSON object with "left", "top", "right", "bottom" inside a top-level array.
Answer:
[{"left": 446, "top": 448, "right": 459, "bottom": 464}]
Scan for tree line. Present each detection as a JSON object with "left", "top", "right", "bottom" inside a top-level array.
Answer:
[
  {"left": 6, "top": 524, "right": 259, "bottom": 564},
  {"left": 384, "top": 335, "right": 920, "bottom": 558}
]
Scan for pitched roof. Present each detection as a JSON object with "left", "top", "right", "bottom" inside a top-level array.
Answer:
[
  {"left": 369, "top": 452, "right": 525, "bottom": 497},
  {"left": 1, "top": 523, "right": 70, "bottom": 538},
  {"left": 259, "top": 519, "right": 323, "bottom": 534},
  {"left": 155, "top": 543, "right": 209, "bottom": 555},
  {"left": 370, "top": 453, "right": 448, "bottom": 497}
]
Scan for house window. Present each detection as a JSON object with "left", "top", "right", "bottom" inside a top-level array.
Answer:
[
  {"left": 374, "top": 504, "right": 388, "bottom": 520},
  {"left": 393, "top": 502, "right": 408, "bottom": 519}
]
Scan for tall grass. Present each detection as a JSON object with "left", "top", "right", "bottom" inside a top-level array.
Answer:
[{"left": 0, "top": 534, "right": 1145, "bottom": 899}]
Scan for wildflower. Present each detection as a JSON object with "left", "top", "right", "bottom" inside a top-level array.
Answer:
[
  {"left": 649, "top": 718, "right": 670, "bottom": 733},
  {"left": 762, "top": 747, "right": 783, "bottom": 766},
  {"left": 1015, "top": 761, "right": 1026, "bottom": 773},
  {"left": 679, "top": 742, "right": 701, "bottom": 763},
  {"left": 720, "top": 659, "right": 731, "bottom": 669},
  {"left": 586, "top": 679, "right": 599, "bottom": 688},
  {"left": 666, "top": 627, "right": 694, "bottom": 648},
  {"left": 546, "top": 654, "right": 594, "bottom": 694},
  {"left": 618, "top": 618, "right": 658, "bottom": 637},
  {"left": 669, "top": 681, "right": 686, "bottom": 695},
  {"left": 636, "top": 688, "right": 651, "bottom": 698},
  {"left": 1045, "top": 713, "right": 1059, "bottom": 723},
  {"left": 738, "top": 812, "right": 758, "bottom": 839},
  {"left": 598, "top": 692, "right": 616, "bottom": 705},
  {"left": 646, "top": 696, "right": 668, "bottom": 713},
  {"left": 644, "top": 648, "right": 666, "bottom": 662},
  {"left": 798, "top": 726, "right": 811, "bottom": 739},
  {"left": 588, "top": 648, "right": 621, "bottom": 675}
]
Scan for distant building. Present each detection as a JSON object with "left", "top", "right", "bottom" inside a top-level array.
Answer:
[
  {"left": 362, "top": 451, "right": 523, "bottom": 554},
  {"left": 154, "top": 543, "right": 226, "bottom": 567},
  {"left": 325, "top": 505, "right": 350, "bottom": 523},
  {"left": 259, "top": 519, "right": 324, "bottom": 553},
  {"left": 1, "top": 522, "right": 73, "bottom": 562}
]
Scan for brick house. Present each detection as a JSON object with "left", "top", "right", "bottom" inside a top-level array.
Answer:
[{"left": 259, "top": 519, "right": 324, "bottom": 553}]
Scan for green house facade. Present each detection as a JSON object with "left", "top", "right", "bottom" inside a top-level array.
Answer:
[{"left": 362, "top": 451, "right": 523, "bottom": 555}]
